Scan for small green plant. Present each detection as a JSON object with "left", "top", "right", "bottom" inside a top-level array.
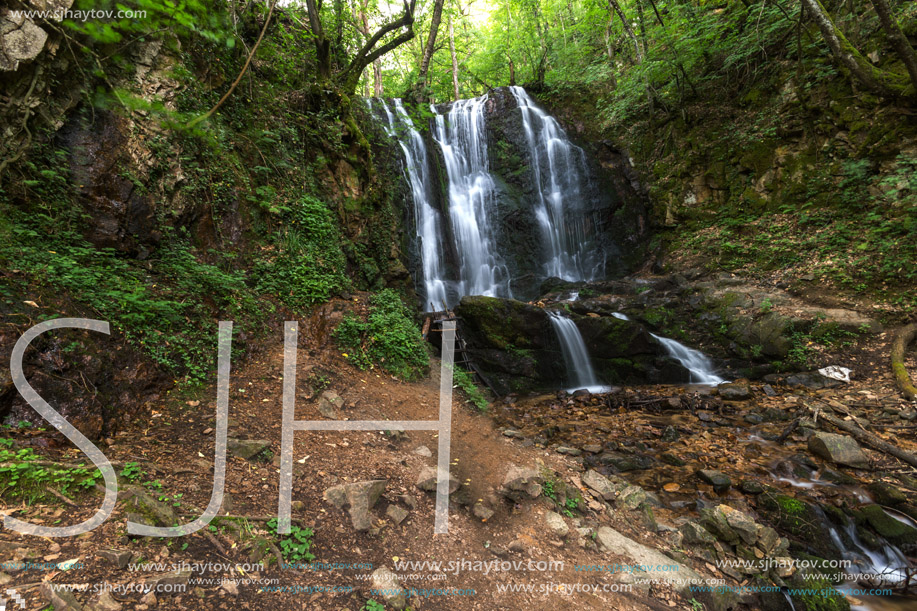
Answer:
[
  {"left": 759, "top": 298, "right": 773, "bottom": 313},
  {"left": 362, "top": 601, "right": 386, "bottom": 611},
  {"left": 266, "top": 518, "right": 315, "bottom": 563},
  {"left": 452, "top": 367, "right": 488, "bottom": 411},
  {"left": 541, "top": 478, "right": 557, "bottom": 501},
  {"left": 333, "top": 290, "right": 429, "bottom": 379},
  {"left": 121, "top": 462, "right": 144, "bottom": 482}
]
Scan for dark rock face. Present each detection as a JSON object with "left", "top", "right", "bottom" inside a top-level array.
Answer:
[
  {"left": 455, "top": 296, "right": 689, "bottom": 393},
  {"left": 58, "top": 110, "right": 159, "bottom": 255},
  {"left": 0, "top": 325, "right": 168, "bottom": 440}
]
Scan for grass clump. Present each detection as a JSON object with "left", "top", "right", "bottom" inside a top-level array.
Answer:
[{"left": 333, "top": 289, "right": 429, "bottom": 380}]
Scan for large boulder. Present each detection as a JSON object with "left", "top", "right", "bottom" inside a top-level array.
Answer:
[{"left": 808, "top": 432, "right": 869, "bottom": 469}]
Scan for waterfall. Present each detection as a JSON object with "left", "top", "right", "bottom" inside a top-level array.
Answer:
[
  {"left": 375, "top": 99, "right": 450, "bottom": 311},
  {"left": 509, "top": 86, "right": 605, "bottom": 282},
  {"left": 548, "top": 312, "right": 602, "bottom": 391},
  {"left": 650, "top": 334, "right": 726, "bottom": 385},
  {"left": 430, "top": 96, "right": 512, "bottom": 301}
]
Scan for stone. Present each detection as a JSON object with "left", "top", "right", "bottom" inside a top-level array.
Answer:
[
  {"left": 718, "top": 382, "right": 752, "bottom": 401},
  {"left": 139, "top": 592, "right": 157, "bottom": 606},
  {"left": 660, "top": 452, "right": 686, "bottom": 467},
  {"left": 661, "top": 425, "right": 679, "bottom": 442},
  {"left": 786, "top": 372, "right": 843, "bottom": 390},
  {"left": 371, "top": 567, "right": 406, "bottom": 609},
  {"left": 858, "top": 505, "right": 917, "bottom": 546},
  {"left": 221, "top": 580, "right": 239, "bottom": 595},
  {"left": 739, "top": 480, "right": 764, "bottom": 495},
  {"left": 412, "top": 445, "right": 433, "bottom": 457},
  {"left": 317, "top": 390, "right": 343, "bottom": 419},
  {"left": 323, "top": 480, "right": 387, "bottom": 531},
  {"left": 386, "top": 505, "right": 409, "bottom": 525},
  {"left": 473, "top": 503, "right": 495, "bottom": 521},
  {"left": 145, "top": 569, "right": 191, "bottom": 589},
  {"left": 582, "top": 444, "right": 603, "bottom": 454},
  {"left": 697, "top": 469, "right": 732, "bottom": 493},
  {"left": 93, "top": 591, "right": 123, "bottom": 611},
  {"left": 762, "top": 384, "right": 777, "bottom": 397},
  {"left": 555, "top": 446, "right": 581, "bottom": 456},
  {"left": 500, "top": 465, "right": 543, "bottom": 500},
  {"left": 680, "top": 521, "right": 716, "bottom": 545},
  {"left": 41, "top": 582, "right": 83, "bottom": 610},
  {"left": 617, "top": 485, "right": 647, "bottom": 511},
  {"left": 867, "top": 482, "right": 907, "bottom": 506},
  {"left": 415, "top": 467, "right": 459, "bottom": 494},
  {"left": 227, "top": 438, "right": 270, "bottom": 460},
  {"left": 808, "top": 432, "right": 869, "bottom": 468},
  {"left": 598, "top": 452, "right": 653, "bottom": 472},
  {"left": 544, "top": 511, "right": 569, "bottom": 537},
  {"left": 755, "top": 525, "right": 781, "bottom": 554},
  {"left": 98, "top": 549, "right": 133, "bottom": 569},
  {"left": 582, "top": 470, "right": 616, "bottom": 501},
  {"left": 502, "top": 429, "right": 525, "bottom": 439},
  {"left": 595, "top": 526, "right": 703, "bottom": 593},
  {"left": 716, "top": 505, "right": 759, "bottom": 546},
  {"left": 123, "top": 487, "right": 177, "bottom": 529}
]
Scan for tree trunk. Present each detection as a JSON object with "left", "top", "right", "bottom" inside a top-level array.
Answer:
[
  {"left": 800, "top": 0, "right": 908, "bottom": 97},
  {"left": 508, "top": 56, "right": 516, "bottom": 86},
  {"left": 373, "top": 60, "right": 384, "bottom": 97},
  {"left": 449, "top": 16, "right": 459, "bottom": 100},
  {"left": 607, "top": 0, "right": 642, "bottom": 63},
  {"left": 414, "top": 0, "right": 445, "bottom": 98},
  {"left": 870, "top": 0, "right": 917, "bottom": 94},
  {"left": 892, "top": 323, "right": 917, "bottom": 402}
]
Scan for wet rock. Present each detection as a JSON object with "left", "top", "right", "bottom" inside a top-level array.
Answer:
[
  {"left": 718, "top": 382, "right": 752, "bottom": 401},
  {"left": 660, "top": 452, "right": 686, "bottom": 467},
  {"left": 739, "top": 480, "right": 764, "bottom": 495},
  {"left": 866, "top": 482, "right": 907, "bottom": 506},
  {"left": 599, "top": 452, "right": 653, "bottom": 471},
  {"left": 317, "top": 390, "right": 343, "bottom": 419},
  {"left": 415, "top": 466, "right": 460, "bottom": 494},
  {"left": 582, "top": 469, "right": 616, "bottom": 501},
  {"left": 808, "top": 432, "right": 869, "bottom": 469},
  {"left": 499, "top": 465, "right": 543, "bottom": 500},
  {"left": 323, "top": 479, "right": 387, "bottom": 531},
  {"left": 371, "top": 567, "right": 406, "bottom": 609},
  {"left": 227, "top": 438, "right": 270, "bottom": 460},
  {"left": 544, "top": 511, "right": 569, "bottom": 537},
  {"left": 697, "top": 469, "right": 732, "bottom": 493},
  {"left": 858, "top": 505, "right": 917, "bottom": 546},
  {"left": 386, "top": 505, "right": 409, "bottom": 525},
  {"left": 98, "top": 549, "right": 133, "bottom": 569},
  {"left": 41, "top": 582, "right": 83, "bottom": 610}
]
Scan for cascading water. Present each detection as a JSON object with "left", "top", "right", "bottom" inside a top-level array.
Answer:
[
  {"left": 548, "top": 312, "right": 602, "bottom": 391},
  {"left": 376, "top": 99, "right": 450, "bottom": 310},
  {"left": 430, "top": 96, "right": 512, "bottom": 301},
  {"left": 651, "top": 334, "right": 726, "bottom": 385},
  {"left": 510, "top": 86, "right": 605, "bottom": 282}
]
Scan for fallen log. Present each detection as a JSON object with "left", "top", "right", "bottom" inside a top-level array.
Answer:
[{"left": 891, "top": 323, "right": 917, "bottom": 402}]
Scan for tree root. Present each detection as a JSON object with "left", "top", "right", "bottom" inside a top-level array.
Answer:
[{"left": 892, "top": 323, "right": 917, "bottom": 402}]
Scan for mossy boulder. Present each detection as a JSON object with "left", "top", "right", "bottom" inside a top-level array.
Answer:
[
  {"left": 856, "top": 505, "right": 917, "bottom": 547},
  {"left": 757, "top": 492, "right": 841, "bottom": 560}
]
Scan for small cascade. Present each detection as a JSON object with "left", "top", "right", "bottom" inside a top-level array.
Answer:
[
  {"left": 376, "top": 99, "right": 449, "bottom": 310},
  {"left": 430, "top": 96, "right": 512, "bottom": 301},
  {"left": 650, "top": 334, "right": 726, "bottom": 385},
  {"left": 828, "top": 517, "right": 913, "bottom": 589},
  {"left": 548, "top": 312, "right": 602, "bottom": 391},
  {"left": 510, "top": 86, "right": 605, "bottom": 282}
]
